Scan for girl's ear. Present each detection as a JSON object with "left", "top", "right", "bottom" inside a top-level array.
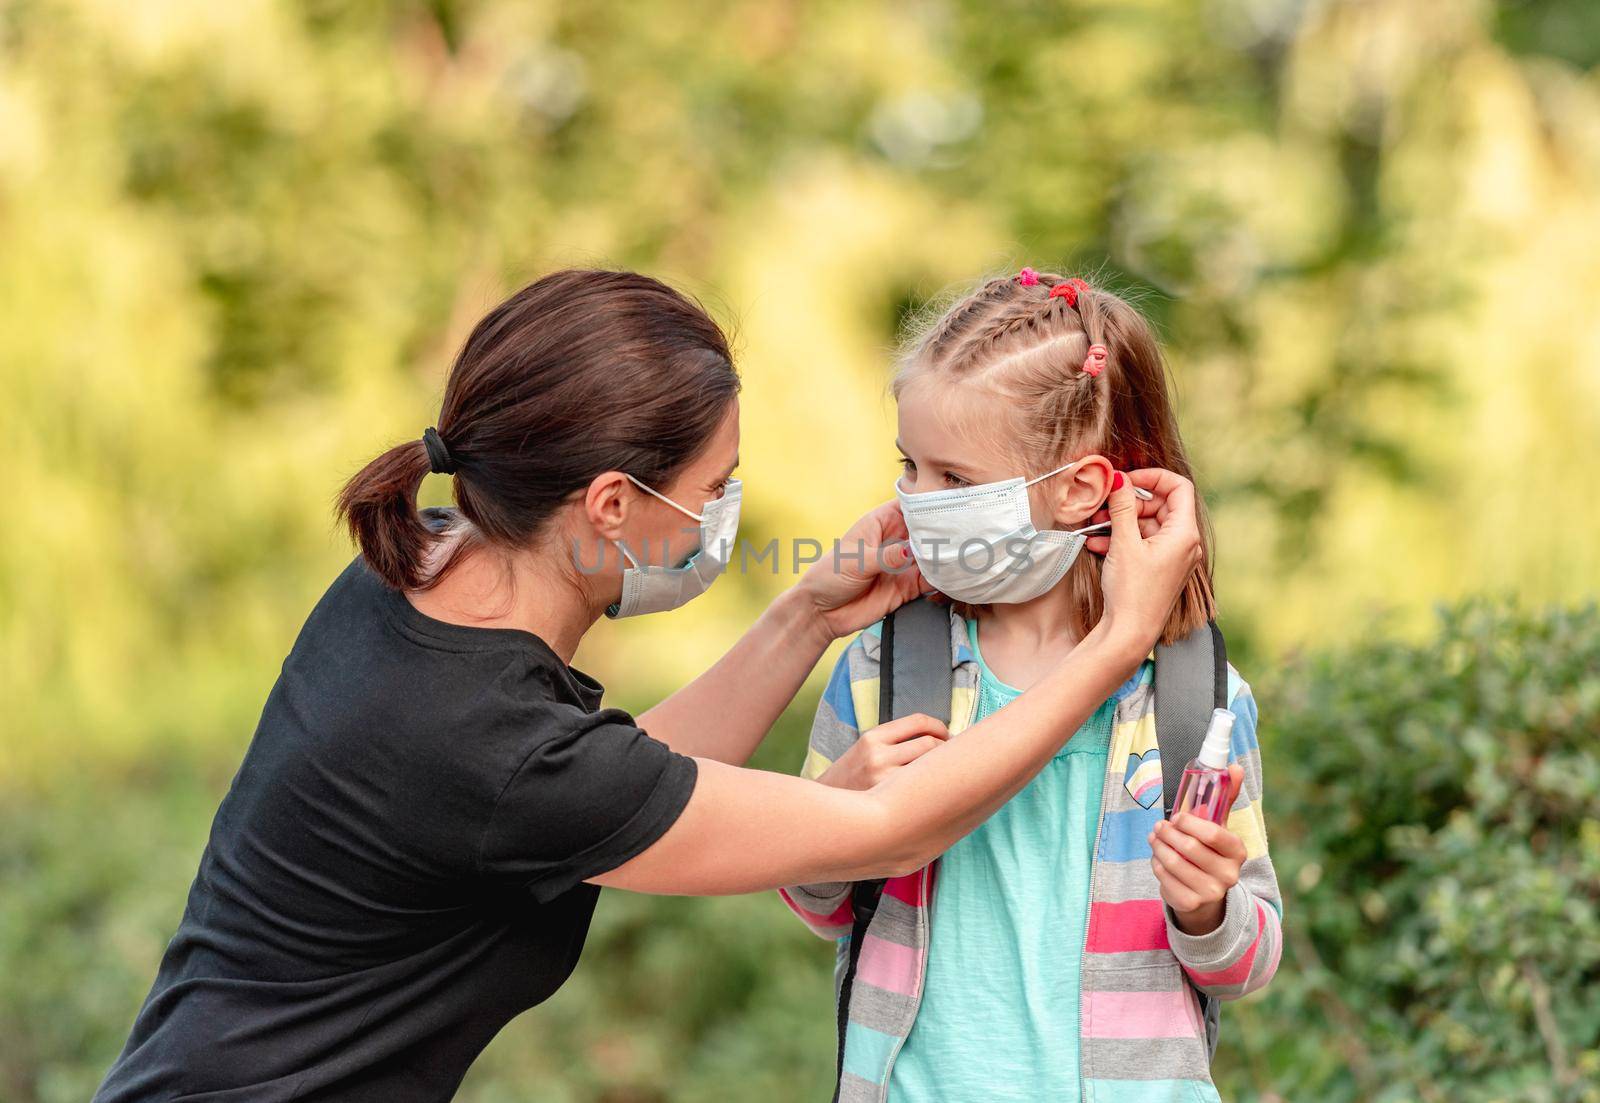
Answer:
[{"left": 1045, "top": 455, "right": 1114, "bottom": 527}]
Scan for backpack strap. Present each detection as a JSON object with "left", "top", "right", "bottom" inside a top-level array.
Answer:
[
  {"left": 1153, "top": 618, "right": 1229, "bottom": 1064},
  {"left": 879, "top": 595, "right": 954, "bottom": 728},
  {"left": 833, "top": 597, "right": 953, "bottom": 1100},
  {"left": 858, "top": 595, "right": 953, "bottom": 954}
]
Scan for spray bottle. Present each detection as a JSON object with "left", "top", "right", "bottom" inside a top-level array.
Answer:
[{"left": 1170, "top": 708, "right": 1235, "bottom": 825}]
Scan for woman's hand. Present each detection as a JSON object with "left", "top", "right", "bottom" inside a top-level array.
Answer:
[
  {"left": 1097, "top": 469, "right": 1204, "bottom": 654},
  {"left": 793, "top": 501, "right": 928, "bottom": 640},
  {"left": 1147, "top": 764, "right": 1246, "bottom": 935},
  {"left": 1081, "top": 473, "right": 1167, "bottom": 555},
  {"left": 641, "top": 504, "right": 926, "bottom": 764},
  {"left": 815, "top": 714, "right": 951, "bottom": 791}
]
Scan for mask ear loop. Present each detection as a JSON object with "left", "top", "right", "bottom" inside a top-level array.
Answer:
[
  {"left": 624, "top": 473, "right": 704, "bottom": 521},
  {"left": 1024, "top": 460, "right": 1088, "bottom": 538},
  {"left": 1021, "top": 459, "right": 1082, "bottom": 488},
  {"left": 616, "top": 476, "right": 699, "bottom": 573},
  {"left": 1025, "top": 460, "right": 1156, "bottom": 501},
  {"left": 1024, "top": 461, "right": 1155, "bottom": 538}
]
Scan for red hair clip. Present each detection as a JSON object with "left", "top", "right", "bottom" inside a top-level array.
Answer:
[
  {"left": 1082, "top": 343, "right": 1108, "bottom": 377},
  {"left": 1017, "top": 267, "right": 1039, "bottom": 286},
  {"left": 1048, "top": 277, "right": 1091, "bottom": 306}
]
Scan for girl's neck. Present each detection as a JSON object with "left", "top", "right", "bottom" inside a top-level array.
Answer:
[
  {"left": 984, "top": 584, "right": 1081, "bottom": 645},
  {"left": 405, "top": 535, "right": 600, "bottom": 664},
  {"left": 974, "top": 585, "right": 1085, "bottom": 690}
]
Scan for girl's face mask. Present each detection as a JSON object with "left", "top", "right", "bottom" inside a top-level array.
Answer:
[
  {"left": 895, "top": 460, "right": 1109, "bottom": 605},
  {"left": 606, "top": 476, "right": 742, "bottom": 619}
]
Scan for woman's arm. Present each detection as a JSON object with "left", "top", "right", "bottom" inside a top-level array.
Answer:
[
  {"left": 593, "top": 471, "right": 1201, "bottom": 896},
  {"left": 636, "top": 502, "right": 923, "bottom": 764},
  {"left": 595, "top": 618, "right": 1141, "bottom": 895},
  {"left": 633, "top": 586, "right": 835, "bottom": 763},
  {"left": 778, "top": 642, "right": 947, "bottom": 937}
]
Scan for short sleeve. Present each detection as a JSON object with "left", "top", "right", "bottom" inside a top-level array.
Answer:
[{"left": 479, "top": 707, "right": 698, "bottom": 902}]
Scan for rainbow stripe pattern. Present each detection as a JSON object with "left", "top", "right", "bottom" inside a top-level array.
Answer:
[{"left": 779, "top": 611, "right": 1283, "bottom": 1102}]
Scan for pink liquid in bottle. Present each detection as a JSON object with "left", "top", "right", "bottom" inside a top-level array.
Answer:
[{"left": 1169, "top": 708, "right": 1235, "bottom": 826}]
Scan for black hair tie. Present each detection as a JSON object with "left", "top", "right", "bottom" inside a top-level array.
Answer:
[{"left": 421, "top": 427, "right": 456, "bottom": 475}]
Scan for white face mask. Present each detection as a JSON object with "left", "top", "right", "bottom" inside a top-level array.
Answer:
[
  {"left": 895, "top": 461, "right": 1110, "bottom": 605},
  {"left": 606, "top": 476, "right": 742, "bottom": 619}
]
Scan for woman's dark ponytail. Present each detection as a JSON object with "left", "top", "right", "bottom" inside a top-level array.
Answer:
[
  {"left": 338, "top": 269, "right": 739, "bottom": 591},
  {"left": 336, "top": 438, "right": 439, "bottom": 591}
]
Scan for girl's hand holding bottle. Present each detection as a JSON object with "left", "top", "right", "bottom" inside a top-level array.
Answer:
[{"left": 1147, "top": 763, "right": 1247, "bottom": 935}]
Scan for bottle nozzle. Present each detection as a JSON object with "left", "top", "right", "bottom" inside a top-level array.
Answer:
[{"left": 1197, "top": 708, "right": 1235, "bottom": 770}]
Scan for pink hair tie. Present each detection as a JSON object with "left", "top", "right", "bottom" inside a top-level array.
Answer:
[
  {"left": 1017, "top": 267, "right": 1039, "bottom": 286},
  {"left": 1082, "top": 343, "right": 1108, "bottom": 378},
  {"left": 1048, "top": 277, "right": 1091, "bottom": 306}
]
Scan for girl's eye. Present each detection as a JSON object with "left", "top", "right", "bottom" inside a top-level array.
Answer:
[
  {"left": 943, "top": 472, "right": 971, "bottom": 489},
  {"left": 898, "top": 457, "right": 916, "bottom": 475}
]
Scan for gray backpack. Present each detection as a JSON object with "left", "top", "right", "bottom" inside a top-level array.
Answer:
[{"left": 832, "top": 598, "right": 1226, "bottom": 1096}]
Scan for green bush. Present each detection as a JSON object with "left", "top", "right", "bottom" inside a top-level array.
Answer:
[{"left": 1217, "top": 601, "right": 1600, "bottom": 1102}]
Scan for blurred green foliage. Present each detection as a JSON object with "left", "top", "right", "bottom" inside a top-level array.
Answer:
[
  {"left": 1218, "top": 601, "right": 1600, "bottom": 1103},
  {"left": 2, "top": 0, "right": 1598, "bottom": 1099}
]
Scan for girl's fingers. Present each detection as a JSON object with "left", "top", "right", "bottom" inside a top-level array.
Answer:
[
  {"left": 1151, "top": 819, "right": 1237, "bottom": 877},
  {"left": 1168, "top": 811, "right": 1248, "bottom": 863},
  {"left": 869, "top": 713, "right": 951, "bottom": 745},
  {"left": 890, "top": 734, "right": 949, "bottom": 766},
  {"left": 1219, "top": 764, "right": 1245, "bottom": 819},
  {"left": 1151, "top": 862, "right": 1203, "bottom": 913},
  {"left": 1150, "top": 837, "right": 1226, "bottom": 899}
]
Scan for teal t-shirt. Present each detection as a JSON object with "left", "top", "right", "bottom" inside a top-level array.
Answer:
[{"left": 887, "top": 619, "right": 1113, "bottom": 1102}]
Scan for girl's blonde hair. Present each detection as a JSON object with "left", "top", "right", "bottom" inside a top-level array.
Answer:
[{"left": 894, "top": 269, "right": 1215, "bottom": 646}]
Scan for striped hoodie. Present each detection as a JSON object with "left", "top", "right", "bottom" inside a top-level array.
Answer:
[{"left": 779, "top": 610, "right": 1283, "bottom": 1103}]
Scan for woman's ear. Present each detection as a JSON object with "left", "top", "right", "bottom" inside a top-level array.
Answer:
[
  {"left": 1046, "top": 455, "right": 1113, "bottom": 527},
  {"left": 584, "top": 471, "right": 633, "bottom": 542}
]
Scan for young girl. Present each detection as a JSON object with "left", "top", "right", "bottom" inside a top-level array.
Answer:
[{"left": 780, "top": 270, "right": 1282, "bottom": 1103}]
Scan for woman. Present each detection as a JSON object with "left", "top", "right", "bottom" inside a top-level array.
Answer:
[{"left": 95, "top": 269, "right": 1202, "bottom": 1102}]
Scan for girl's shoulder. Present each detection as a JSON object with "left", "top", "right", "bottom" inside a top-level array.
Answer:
[
  {"left": 1225, "top": 663, "right": 1257, "bottom": 714},
  {"left": 1222, "top": 663, "right": 1263, "bottom": 763},
  {"left": 847, "top": 617, "right": 886, "bottom": 666}
]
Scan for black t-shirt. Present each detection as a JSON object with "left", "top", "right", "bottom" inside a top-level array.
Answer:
[{"left": 95, "top": 551, "right": 698, "bottom": 1102}]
